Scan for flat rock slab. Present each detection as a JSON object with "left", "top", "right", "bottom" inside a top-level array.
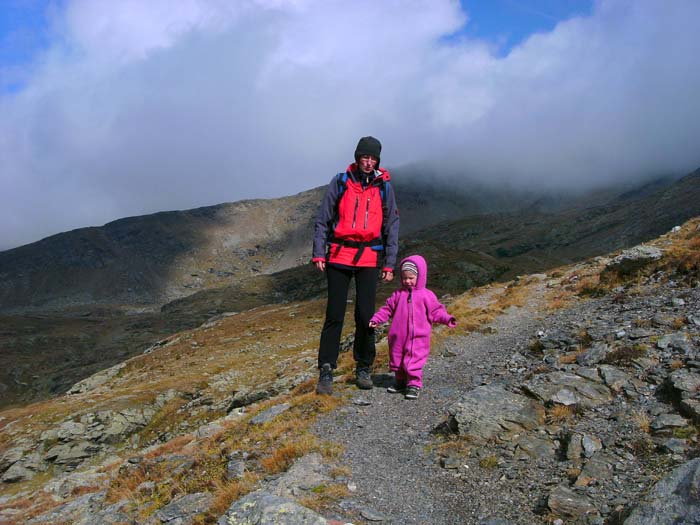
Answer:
[
  {"left": 249, "top": 403, "right": 292, "bottom": 425},
  {"left": 548, "top": 485, "right": 598, "bottom": 519},
  {"left": 624, "top": 458, "right": 700, "bottom": 524},
  {"left": 217, "top": 490, "right": 331, "bottom": 525},
  {"left": 156, "top": 492, "right": 213, "bottom": 523},
  {"left": 446, "top": 384, "right": 544, "bottom": 441},
  {"left": 522, "top": 372, "right": 612, "bottom": 409}
]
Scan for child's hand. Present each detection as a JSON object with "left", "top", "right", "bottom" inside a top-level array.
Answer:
[
  {"left": 369, "top": 321, "right": 378, "bottom": 329},
  {"left": 447, "top": 317, "right": 457, "bottom": 328}
]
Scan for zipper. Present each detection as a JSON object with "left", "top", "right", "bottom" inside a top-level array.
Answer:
[
  {"left": 351, "top": 197, "right": 359, "bottom": 228},
  {"left": 364, "top": 197, "right": 370, "bottom": 229}
]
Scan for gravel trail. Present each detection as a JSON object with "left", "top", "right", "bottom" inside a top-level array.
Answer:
[{"left": 314, "top": 280, "right": 549, "bottom": 525}]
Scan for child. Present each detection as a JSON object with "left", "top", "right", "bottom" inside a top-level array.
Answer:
[{"left": 369, "top": 255, "right": 456, "bottom": 399}]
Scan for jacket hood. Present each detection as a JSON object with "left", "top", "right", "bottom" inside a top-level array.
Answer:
[
  {"left": 400, "top": 254, "right": 427, "bottom": 290},
  {"left": 347, "top": 164, "right": 391, "bottom": 184}
]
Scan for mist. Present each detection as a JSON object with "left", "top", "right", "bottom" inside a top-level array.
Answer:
[{"left": 1, "top": 0, "right": 699, "bottom": 250}]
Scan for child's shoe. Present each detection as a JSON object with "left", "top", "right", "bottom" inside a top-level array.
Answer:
[
  {"left": 404, "top": 386, "right": 420, "bottom": 400},
  {"left": 387, "top": 381, "right": 406, "bottom": 394}
]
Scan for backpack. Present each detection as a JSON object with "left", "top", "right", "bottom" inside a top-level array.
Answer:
[{"left": 330, "top": 171, "right": 390, "bottom": 264}]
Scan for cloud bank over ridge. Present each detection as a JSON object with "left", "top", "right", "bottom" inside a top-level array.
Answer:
[{"left": 1, "top": 0, "right": 699, "bottom": 249}]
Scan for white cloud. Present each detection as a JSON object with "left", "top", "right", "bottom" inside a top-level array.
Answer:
[{"left": 1, "top": 0, "right": 699, "bottom": 249}]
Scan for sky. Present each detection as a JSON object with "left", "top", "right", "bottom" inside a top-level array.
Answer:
[{"left": 1, "top": 0, "right": 699, "bottom": 250}]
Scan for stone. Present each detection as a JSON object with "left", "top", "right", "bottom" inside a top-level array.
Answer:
[
  {"left": 598, "top": 365, "right": 630, "bottom": 392},
  {"left": 155, "top": 492, "right": 213, "bottom": 523},
  {"left": 651, "top": 413, "right": 689, "bottom": 432},
  {"left": 268, "top": 453, "right": 329, "bottom": 499},
  {"left": 548, "top": 484, "right": 598, "bottom": 519},
  {"left": 446, "top": 384, "right": 545, "bottom": 441},
  {"left": 657, "top": 332, "right": 693, "bottom": 353},
  {"left": 217, "top": 490, "right": 329, "bottom": 524},
  {"left": 45, "top": 440, "right": 102, "bottom": 467},
  {"left": 226, "top": 458, "right": 246, "bottom": 481},
  {"left": 605, "top": 246, "right": 663, "bottom": 276},
  {"left": 667, "top": 369, "right": 700, "bottom": 398},
  {"left": 624, "top": 458, "right": 700, "bottom": 524},
  {"left": 576, "top": 343, "right": 612, "bottom": 366},
  {"left": 661, "top": 438, "right": 689, "bottom": 454},
  {"left": 680, "top": 398, "right": 700, "bottom": 421},
  {"left": 68, "top": 363, "right": 126, "bottom": 394},
  {"left": 581, "top": 434, "right": 603, "bottom": 458},
  {"left": 249, "top": 403, "right": 292, "bottom": 425},
  {"left": 514, "top": 434, "right": 556, "bottom": 459},
  {"left": 2, "top": 461, "right": 36, "bottom": 483},
  {"left": 26, "top": 490, "right": 107, "bottom": 524},
  {"left": 522, "top": 372, "right": 612, "bottom": 409},
  {"left": 567, "top": 433, "right": 584, "bottom": 460}
]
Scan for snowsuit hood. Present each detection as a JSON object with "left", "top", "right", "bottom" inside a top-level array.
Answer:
[{"left": 400, "top": 254, "right": 427, "bottom": 290}]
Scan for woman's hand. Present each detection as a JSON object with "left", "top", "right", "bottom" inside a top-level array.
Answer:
[
  {"left": 314, "top": 260, "right": 326, "bottom": 272},
  {"left": 381, "top": 269, "right": 394, "bottom": 282}
]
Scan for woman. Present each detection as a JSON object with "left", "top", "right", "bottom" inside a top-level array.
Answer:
[{"left": 312, "top": 136, "right": 400, "bottom": 394}]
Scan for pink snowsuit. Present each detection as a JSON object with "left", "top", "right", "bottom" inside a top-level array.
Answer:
[{"left": 370, "top": 255, "right": 456, "bottom": 388}]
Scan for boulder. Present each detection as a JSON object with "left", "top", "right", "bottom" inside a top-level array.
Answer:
[
  {"left": 605, "top": 246, "right": 663, "bottom": 276},
  {"left": 624, "top": 458, "right": 700, "bottom": 524},
  {"left": 217, "top": 490, "right": 330, "bottom": 525},
  {"left": 249, "top": 403, "right": 292, "bottom": 425},
  {"left": 446, "top": 384, "right": 544, "bottom": 441},
  {"left": 548, "top": 485, "right": 598, "bottom": 519},
  {"left": 68, "top": 363, "right": 126, "bottom": 394},
  {"left": 522, "top": 372, "right": 612, "bottom": 409},
  {"left": 576, "top": 343, "right": 612, "bottom": 366},
  {"left": 155, "top": 492, "right": 213, "bottom": 524}
]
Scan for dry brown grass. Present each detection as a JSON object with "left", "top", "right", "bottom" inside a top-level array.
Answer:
[
  {"left": 672, "top": 317, "right": 687, "bottom": 330},
  {"left": 670, "top": 360, "right": 685, "bottom": 370},
  {"left": 209, "top": 473, "right": 258, "bottom": 517},
  {"left": 143, "top": 434, "right": 194, "bottom": 459},
  {"left": 298, "top": 482, "right": 351, "bottom": 513},
  {"left": 558, "top": 351, "right": 583, "bottom": 365},
  {"left": 546, "top": 405, "right": 576, "bottom": 424},
  {"left": 632, "top": 410, "right": 651, "bottom": 434}
]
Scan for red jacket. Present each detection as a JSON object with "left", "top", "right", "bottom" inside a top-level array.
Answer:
[{"left": 312, "top": 164, "right": 399, "bottom": 270}]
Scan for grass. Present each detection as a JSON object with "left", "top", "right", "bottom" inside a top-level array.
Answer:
[
  {"left": 546, "top": 405, "right": 576, "bottom": 424},
  {"left": 632, "top": 411, "right": 651, "bottom": 434},
  {"left": 478, "top": 455, "right": 499, "bottom": 469},
  {"left": 602, "top": 344, "right": 647, "bottom": 366}
]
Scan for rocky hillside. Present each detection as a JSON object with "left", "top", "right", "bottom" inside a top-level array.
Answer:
[
  {"left": 1, "top": 170, "right": 698, "bottom": 411},
  {"left": 1, "top": 217, "right": 700, "bottom": 523},
  {"left": 0, "top": 171, "right": 681, "bottom": 313}
]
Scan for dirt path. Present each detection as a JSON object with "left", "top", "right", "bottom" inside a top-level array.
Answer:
[{"left": 314, "top": 279, "right": 548, "bottom": 525}]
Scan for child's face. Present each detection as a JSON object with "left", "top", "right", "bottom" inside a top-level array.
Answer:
[{"left": 401, "top": 270, "right": 417, "bottom": 289}]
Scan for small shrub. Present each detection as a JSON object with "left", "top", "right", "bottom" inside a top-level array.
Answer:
[
  {"left": 529, "top": 338, "right": 544, "bottom": 355},
  {"left": 547, "top": 405, "right": 575, "bottom": 424},
  {"left": 632, "top": 411, "right": 651, "bottom": 434},
  {"left": 670, "top": 360, "right": 685, "bottom": 370},
  {"left": 628, "top": 437, "right": 655, "bottom": 457},
  {"left": 479, "top": 455, "right": 499, "bottom": 469},
  {"left": 603, "top": 345, "right": 647, "bottom": 366},
  {"left": 673, "top": 426, "right": 697, "bottom": 439}
]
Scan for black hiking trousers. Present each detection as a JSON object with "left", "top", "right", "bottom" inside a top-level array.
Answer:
[{"left": 318, "top": 265, "right": 379, "bottom": 370}]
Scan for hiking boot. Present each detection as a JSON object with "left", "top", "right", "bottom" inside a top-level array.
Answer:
[
  {"left": 356, "top": 367, "right": 373, "bottom": 390},
  {"left": 316, "top": 363, "right": 333, "bottom": 395},
  {"left": 387, "top": 381, "right": 406, "bottom": 394},
  {"left": 404, "top": 386, "right": 420, "bottom": 400}
]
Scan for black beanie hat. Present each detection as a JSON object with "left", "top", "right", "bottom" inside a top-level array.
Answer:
[{"left": 354, "top": 136, "right": 382, "bottom": 167}]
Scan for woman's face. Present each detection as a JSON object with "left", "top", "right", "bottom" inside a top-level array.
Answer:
[
  {"left": 358, "top": 154, "right": 378, "bottom": 174},
  {"left": 401, "top": 270, "right": 417, "bottom": 289}
]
